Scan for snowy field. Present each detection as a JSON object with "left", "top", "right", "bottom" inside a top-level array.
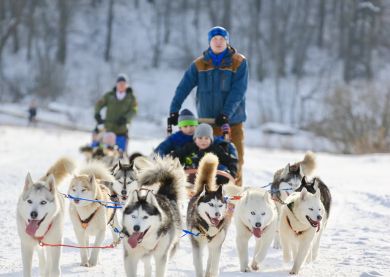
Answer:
[{"left": 0, "top": 126, "right": 389, "bottom": 276}]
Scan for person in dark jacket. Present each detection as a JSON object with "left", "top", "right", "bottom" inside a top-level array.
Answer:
[
  {"left": 154, "top": 109, "right": 198, "bottom": 156},
  {"left": 172, "top": 123, "right": 238, "bottom": 185},
  {"left": 94, "top": 74, "right": 138, "bottom": 152},
  {"left": 168, "top": 26, "right": 248, "bottom": 186}
]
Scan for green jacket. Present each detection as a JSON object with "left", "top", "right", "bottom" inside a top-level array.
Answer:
[{"left": 95, "top": 87, "right": 138, "bottom": 135}]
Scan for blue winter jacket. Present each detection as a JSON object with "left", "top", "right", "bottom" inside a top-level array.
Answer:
[
  {"left": 154, "top": 131, "right": 193, "bottom": 156},
  {"left": 170, "top": 46, "right": 248, "bottom": 125}
]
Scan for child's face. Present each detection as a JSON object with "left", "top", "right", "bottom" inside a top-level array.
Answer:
[
  {"left": 195, "top": 137, "right": 212, "bottom": 149},
  {"left": 180, "top": 125, "right": 196, "bottom": 135}
]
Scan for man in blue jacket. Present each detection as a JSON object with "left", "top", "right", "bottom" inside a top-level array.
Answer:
[{"left": 168, "top": 26, "right": 248, "bottom": 186}]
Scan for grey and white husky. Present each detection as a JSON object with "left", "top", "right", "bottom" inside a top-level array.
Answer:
[
  {"left": 187, "top": 153, "right": 231, "bottom": 277},
  {"left": 16, "top": 157, "right": 75, "bottom": 277},
  {"left": 121, "top": 155, "right": 186, "bottom": 277},
  {"left": 271, "top": 151, "right": 316, "bottom": 248},
  {"left": 108, "top": 153, "right": 153, "bottom": 202}
]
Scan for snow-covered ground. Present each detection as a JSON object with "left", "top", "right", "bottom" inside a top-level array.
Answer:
[{"left": 0, "top": 126, "right": 389, "bottom": 276}]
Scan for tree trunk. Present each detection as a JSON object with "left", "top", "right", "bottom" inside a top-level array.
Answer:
[
  {"left": 222, "top": 0, "right": 232, "bottom": 30},
  {"left": 317, "top": 0, "right": 326, "bottom": 48},
  {"left": 104, "top": 0, "right": 114, "bottom": 62},
  {"left": 27, "top": 0, "right": 37, "bottom": 61},
  {"left": 56, "top": 0, "right": 69, "bottom": 65}
]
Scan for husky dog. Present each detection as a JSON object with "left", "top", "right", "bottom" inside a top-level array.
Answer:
[
  {"left": 187, "top": 153, "right": 231, "bottom": 277},
  {"left": 271, "top": 151, "right": 316, "bottom": 248},
  {"left": 17, "top": 157, "right": 75, "bottom": 277},
  {"left": 234, "top": 188, "right": 278, "bottom": 272},
  {"left": 279, "top": 188, "right": 325, "bottom": 275},
  {"left": 296, "top": 177, "right": 331, "bottom": 218},
  {"left": 122, "top": 155, "right": 186, "bottom": 277},
  {"left": 108, "top": 153, "right": 153, "bottom": 202},
  {"left": 68, "top": 161, "right": 118, "bottom": 267}
]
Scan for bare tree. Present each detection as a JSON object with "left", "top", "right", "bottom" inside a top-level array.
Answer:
[
  {"left": 56, "top": 0, "right": 69, "bottom": 64},
  {"left": 104, "top": 0, "right": 114, "bottom": 62}
]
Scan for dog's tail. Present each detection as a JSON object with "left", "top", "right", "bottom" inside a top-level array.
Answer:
[
  {"left": 301, "top": 151, "right": 316, "bottom": 176},
  {"left": 79, "top": 161, "right": 114, "bottom": 182},
  {"left": 138, "top": 155, "right": 186, "bottom": 202},
  {"left": 41, "top": 157, "right": 76, "bottom": 185},
  {"left": 193, "top": 153, "right": 218, "bottom": 196}
]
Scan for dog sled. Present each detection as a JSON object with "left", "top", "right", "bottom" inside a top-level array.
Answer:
[
  {"left": 79, "top": 126, "right": 122, "bottom": 167},
  {"left": 168, "top": 117, "right": 237, "bottom": 197}
]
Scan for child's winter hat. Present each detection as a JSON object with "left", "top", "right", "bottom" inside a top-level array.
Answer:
[
  {"left": 208, "top": 26, "right": 229, "bottom": 43},
  {"left": 193, "top": 123, "right": 214, "bottom": 142},
  {"left": 178, "top": 109, "right": 198, "bottom": 127}
]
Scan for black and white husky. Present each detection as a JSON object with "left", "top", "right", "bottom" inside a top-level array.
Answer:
[
  {"left": 108, "top": 153, "right": 153, "bottom": 202},
  {"left": 187, "top": 153, "right": 231, "bottom": 277},
  {"left": 121, "top": 156, "right": 186, "bottom": 277}
]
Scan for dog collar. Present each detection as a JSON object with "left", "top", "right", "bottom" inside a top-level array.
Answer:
[{"left": 286, "top": 216, "right": 305, "bottom": 236}]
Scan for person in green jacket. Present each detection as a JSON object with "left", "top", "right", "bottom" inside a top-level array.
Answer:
[{"left": 94, "top": 74, "right": 138, "bottom": 152}]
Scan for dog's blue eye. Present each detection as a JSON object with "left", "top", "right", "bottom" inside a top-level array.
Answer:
[
  {"left": 27, "top": 199, "right": 32, "bottom": 204},
  {"left": 251, "top": 211, "right": 255, "bottom": 215},
  {"left": 40, "top": 201, "right": 47, "bottom": 205},
  {"left": 261, "top": 212, "right": 265, "bottom": 216},
  {"left": 209, "top": 203, "right": 214, "bottom": 207},
  {"left": 131, "top": 215, "right": 136, "bottom": 218},
  {"left": 309, "top": 208, "right": 314, "bottom": 211}
]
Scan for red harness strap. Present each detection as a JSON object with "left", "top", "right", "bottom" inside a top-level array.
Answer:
[
  {"left": 286, "top": 216, "right": 304, "bottom": 236},
  {"left": 33, "top": 223, "right": 53, "bottom": 241}
]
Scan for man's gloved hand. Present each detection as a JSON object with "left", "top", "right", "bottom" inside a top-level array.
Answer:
[
  {"left": 168, "top": 112, "right": 179, "bottom": 126},
  {"left": 94, "top": 113, "right": 104, "bottom": 124},
  {"left": 215, "top": 114, "right": 229, "bottom": 126},
  {"left": 116, "top": 116, "right": 127, "bottom": 125},
  {"left": 221, "top": 123, "right": 231, "bottom": 135}
]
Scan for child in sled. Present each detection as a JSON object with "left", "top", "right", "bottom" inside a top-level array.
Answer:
[
  {"left": 154, "top": 109, "right": 198, "bottom": 156},
  {"left": 171, "top": 123, "right": 238, "bottom": 185}
]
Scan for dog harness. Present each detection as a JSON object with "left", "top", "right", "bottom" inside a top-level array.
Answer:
[{"left": 77, "top": 206, "right": 101, "bottom": 229}]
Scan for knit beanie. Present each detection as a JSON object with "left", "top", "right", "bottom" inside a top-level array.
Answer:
[
  {"left": 193, "top": 123, "right": 214, "bottom": 142},
  {"left": 116, "top": 73, "right": 128, "bottom": 83},
  {"left": 178, "top": 109, "right": 198, "bottom": 127},
  {"left": 208, "top": 26, "right": 229, "bottom": 44}
]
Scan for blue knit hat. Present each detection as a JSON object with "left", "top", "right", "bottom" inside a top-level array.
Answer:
[
  {"left": 178, "top": 109, "right": 198, "bottom": 127},
  {"left": 116, "top": 73, "right": 128, "bottom": 83},
  {"left": 208, "top": 26, "right": 229, "bottom": 44}
]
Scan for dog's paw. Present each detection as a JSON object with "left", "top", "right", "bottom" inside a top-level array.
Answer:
[
  {"left": 240, "top": 266, "right": 251, "bottom": 272},
  {"left": 80, "top": 262, "right": 89, "bottom": 267},
  {"left": 251, "top": 261, "right": 259, "bottom": 271}
]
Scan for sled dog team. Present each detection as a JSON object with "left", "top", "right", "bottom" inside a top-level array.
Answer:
[{"left": 17, "top": 151, "right": 331, "bottom": 276}]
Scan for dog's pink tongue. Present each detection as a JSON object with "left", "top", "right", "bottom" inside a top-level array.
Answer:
[
  {"left": 128, "top": 233, "right": 142, "bottom": 248},
  {"left": 253, "top": 228, "right": 262, "bottom": 238},
  {"left": 26, "top": 220, "right": 40, "bottom": 236},
  {"left": 211, "top": 218, "right": 220, "bottom": 226}
]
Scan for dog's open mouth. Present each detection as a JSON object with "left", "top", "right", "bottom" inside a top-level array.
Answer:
[
  {"left": 252, "top": 227, "right": 263, "bottom": 238},
  {"left": 206, "top": 212, "right": 221, "bottom": 226},
  {"left": 73, "top": 199, "right": 80, "bottom": 204},
  {"left": 26, "top": 214, "right": 47, "bottom": 236},
  {"left": 127, "top": 227, "right": 150, "bottom": 248},
  {"left": 306, "top": 215, "right": 320, "bottom": 230},
  {"left": 121, "top": 195, "right": 128, "bottom": 201}
]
